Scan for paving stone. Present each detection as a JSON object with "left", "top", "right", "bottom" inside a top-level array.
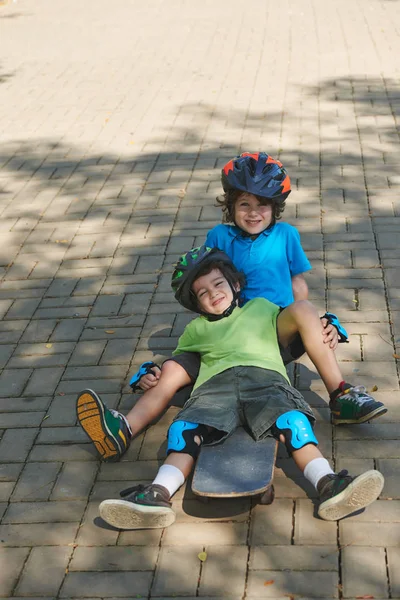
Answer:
[
  {"left": 0, "top": 482, "right": 15, "bottom": 502},
  {"left": 75, "top": 502, "right": 119, "bottom": 546},
  {"left": 3, "top": 501, "right": 86, "bottom": 523},
  {"left": 50, "top": 319, "right": 86, "bottom": 342},
  {"left": 199, "top": 545, "right": 248, "bottom": 597},
  {"left": 162, "top": 522, "right": 248, "bottom": 546},
  {"left": 249, "top": 500, "right": 294, "bottom": 545},
  {"left": 294, "top": 499, "right": 337, "bottom": 545},
  {"left": 51, "top": 461, "right": 98, "bottom": 500},
  {"left": 23, "top": 367, "right": 64, "bottom": 396},
  {"left": 11, "top": 462, "right": 61, "bottom": 501},
  {"left": 249, "top": 545, "right": 338, "bottom": 571},
  {"left": 0, "top": 523, "right": 79, "bottom": 546},
  {"left": 0, "top": 428, "right": 38, "bottom": 463},
  {"left": 0, "top": 411, "right": 45, "bottom": 428},
  {"left": 69, "top": 546, "right": 159, "bottom": 571},
  {"left": 29, "top": 444, "right": 98, "bottom": 462},
  {"left": 0, "top": 548, "right": 30, "bottom": 596},
  {"left": 91, "top": 295, "right": 124, "bottom": 317},
  {"left": 0, "top": 463, "right": 23, "bottom": 481},
  {"left": 15, "top": 546, "right": 73, "bottom": 597},
  {"left": 152, "top": 547, "right": 200, "bottom": 596},
  {"left": 387, "top": 548, "right": 400, "bottom": 597},
  {"left": 246, "top": 570, "right": 339, "bottom": 598},
  {"left": 0, "top": 369, "right": 33, "bottom": 397},
  {"left": 20, "top": 319, "right": 58, "bottom": 343},
  {"left": 36, "top": 426, "right": 87, "bottom": 445},
  {"left": 0, "top": 344, "right": 15, "bottom": 369},
  {"left": 341, "top": 546, "right": 388, "bottom": 598},
  {"left": 68, "top": 340, "right": 107, "bottom": 366},
  {"left": 339, "top": 521, "right": 400, "bottom": 546},
  {"left": 60, "top": 572, "right": 153, "bottom": 598},
  {"left": 375, "top": 459, "right": 400, "bottom": 499}
]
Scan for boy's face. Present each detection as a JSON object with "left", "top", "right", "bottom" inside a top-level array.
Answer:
[
  {"left": 192, "top": 268, "right": 237, "bottom": 316},
  {"left": 234, "top": 192, "right": 273, "bottom": 235}
]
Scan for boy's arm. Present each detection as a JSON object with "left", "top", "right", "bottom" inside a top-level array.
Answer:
[{"left": 291, "top": 273, "right": 309, "bottom": 301}]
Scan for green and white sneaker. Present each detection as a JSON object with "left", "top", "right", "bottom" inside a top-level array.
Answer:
[
  {"left": 318, "top": 469, "right": 384, "bottom": 521},
  {"left": 99, "top": 484, "right": 175, "bottom": 530},
  {"left": 76, "top": 389, "right": 132, "bottom": 461},
  {"left": 329, "top": 382, "right": 387, "bottom": 425}
]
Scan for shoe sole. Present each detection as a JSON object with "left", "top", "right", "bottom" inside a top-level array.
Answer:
[
  {"left": 331, "top": 406, "right": 387, "bottom": 425},
  {"left": 99, "top": 499, "right": 176, "bottom": 530},
  {"left": 76, "top": 389, "right": 122, "bottom": 462},
  {"left": 318, "top": 470, "right": 384, "bottom": 521}
]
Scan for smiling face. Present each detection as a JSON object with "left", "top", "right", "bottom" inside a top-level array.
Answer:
[
  {"left": 192, "top": 268, "right": 237, "bottom": 316},
  {"left": 234, "top": 192, "right": 273, "bottom": 235}
]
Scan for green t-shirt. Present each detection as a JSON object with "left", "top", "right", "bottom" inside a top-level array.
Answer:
[{"left": 173, "top": 297, "right": 289, "bottom": 391}]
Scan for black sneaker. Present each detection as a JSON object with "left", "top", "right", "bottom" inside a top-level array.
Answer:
[
  {"left": 329, "top": 383, "right": 387, "bottom": 425},
  {"left": 317, "top": 469, "right": 384, "bottom": 521},
  {"left": 99, "top": 484, "right": 175, "bottom": 530},
  {"left": 76, "top": 389, "right": 132, "bottom": 461}
]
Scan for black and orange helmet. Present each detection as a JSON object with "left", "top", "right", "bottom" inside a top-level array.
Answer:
[{"left": 221, "top": 152, "right": 291, "bottom": 202}]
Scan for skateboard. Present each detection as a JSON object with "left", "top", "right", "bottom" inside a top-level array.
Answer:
[{"left": 192, "top": 426, "right": 278, "bottom": 504}]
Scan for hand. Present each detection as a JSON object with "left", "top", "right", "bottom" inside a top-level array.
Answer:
[
  {"left": 138, "top": 366, "right": 161, "bottom": 391},
  {"left": 320, "top": 318, "right": 339, "bottom": 350}
]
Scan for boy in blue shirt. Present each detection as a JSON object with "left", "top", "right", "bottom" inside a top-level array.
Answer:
[
  {"left": 97, "top": 246, "right": 384, "bottom": 530},
  {"left": 76, "top": 153, "right": 386, "bottom": 462}
]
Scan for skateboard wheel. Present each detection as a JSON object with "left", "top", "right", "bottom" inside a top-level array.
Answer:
[{"left": 259, "top": 485, "right": 275, "bottom": 505}]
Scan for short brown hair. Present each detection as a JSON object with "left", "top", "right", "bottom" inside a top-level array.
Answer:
[
  {"left": 191, "top": 260, "right": 246, "bottom": 306},
  {"left": 216, "top": 188, "right": 286, "bottom": 224}
]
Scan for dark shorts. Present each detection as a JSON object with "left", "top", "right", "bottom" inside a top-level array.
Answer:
[{"left": 173, "top": 367, "right": 315, "bottom": 444}]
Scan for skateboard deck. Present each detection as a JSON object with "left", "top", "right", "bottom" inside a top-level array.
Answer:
[{"left": 192, "top": 426, "right": 278, "bottom": 498}]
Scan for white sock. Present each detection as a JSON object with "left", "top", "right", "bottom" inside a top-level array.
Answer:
[
  {"left": 153, "top": 464, "right": 185, "bottom": 497},
  {"left": 303, "top": 458, "right": 334, "bottom": 490}
]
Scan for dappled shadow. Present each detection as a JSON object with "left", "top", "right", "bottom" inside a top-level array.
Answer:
[{"left": 1, "top": 74, "right": 399, "bottom": 595}]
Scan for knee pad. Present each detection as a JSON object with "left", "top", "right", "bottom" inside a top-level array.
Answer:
[
  {"left": 167, "top": 421, "right": 208, "bottom": 459},
  {"left": 273, "top": 410, "right": 318, "bottom": 454}
]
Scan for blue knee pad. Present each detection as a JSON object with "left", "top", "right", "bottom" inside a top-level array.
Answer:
[
  {"left": 274, "top": 410, "right": 318, "bottom": 454},
  {"left": 167, "top": 421, "right": 208, "bottom": 459}
]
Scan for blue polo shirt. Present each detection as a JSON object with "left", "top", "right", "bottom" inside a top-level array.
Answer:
[{"left": 205, "top": 222, "right": 312, "bottom": 308}]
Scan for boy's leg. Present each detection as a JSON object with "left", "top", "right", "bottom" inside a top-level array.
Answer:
[
  {"left": 77, "top": 360, "right": 192, "bottom": 461},
  {"left": 276, "top": 300, "right": 387, "bottom": 424},
  {"left": 273, "top": 410, "right": 384, "bottom": 520},
  {"left": 98, "top": 420, "right": 208, "bottom": 529}
]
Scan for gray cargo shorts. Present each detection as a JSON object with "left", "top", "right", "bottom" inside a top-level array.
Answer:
[{"left": 173, "top": 366, "right": 315, "bottom": 444}]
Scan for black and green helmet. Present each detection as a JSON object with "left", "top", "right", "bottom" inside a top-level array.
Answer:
[{"left": 171, "top": 245, "right": 238, "bottom": 315}]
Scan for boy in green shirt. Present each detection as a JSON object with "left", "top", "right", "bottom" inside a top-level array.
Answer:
[{"left": 98, "top": 246, "right": 384, "bottom": 530}]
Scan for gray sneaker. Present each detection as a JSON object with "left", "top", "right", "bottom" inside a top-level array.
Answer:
[
  {"left": 99, "top": 484, "right": 175, "bottom": 530},
  {"left": 317, "top": 469, "right": 384, "bottom": 521}
]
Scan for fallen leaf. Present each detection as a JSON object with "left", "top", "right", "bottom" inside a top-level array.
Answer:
[
  {"left": 42, "top": 415, "right": 50, "bottom": 421},
  {"left": 355, "top": 596, "right": 374, "bottom": 599},
  {"left": 393, "top": 354, "right": 400, "bottom": 359},
  {"left": 45, "top": 343, "right": 53, "bottom": 348},
  {"left": 65, "top": 568, "right": 69, "bottom": 574},
  {"left": 371, "top": 385, "right": 378, "bottom": 392},
  {"left": 264, "top": 580, "right": 274, "bottom": 586},
  {"left": 105, "top": 330, "right": 115, "bottom": 334},
  {"left": 58, "top": 392, "right": 65, "bottom": 396},
  {"left": 198, "top": 551, "right": 207, "bottom": 562}
]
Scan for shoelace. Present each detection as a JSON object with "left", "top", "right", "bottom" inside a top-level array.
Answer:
[
  {"left": 120, "top": 484, "right": 145, "bottom": 498},
  {"left": 341, "top": 385, "right": 371, "bottom": 405}
]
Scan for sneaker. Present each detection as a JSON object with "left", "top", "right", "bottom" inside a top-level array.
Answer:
[
  {"left": 99, "top": 484, "right": 175, "bottom": 530},
  {"left": 76, "top": 389, "right": 132, "bottom": 461},
  {"left": 318, "top": 469, "right": 384, "bottom": 521},
  {"left": 329, "top": 383, "right": 387, "bottom": 425}
]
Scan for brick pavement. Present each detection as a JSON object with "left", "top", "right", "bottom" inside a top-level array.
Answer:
[{"left": 1, "top": 0, "right": 400, "bottom": 597}]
